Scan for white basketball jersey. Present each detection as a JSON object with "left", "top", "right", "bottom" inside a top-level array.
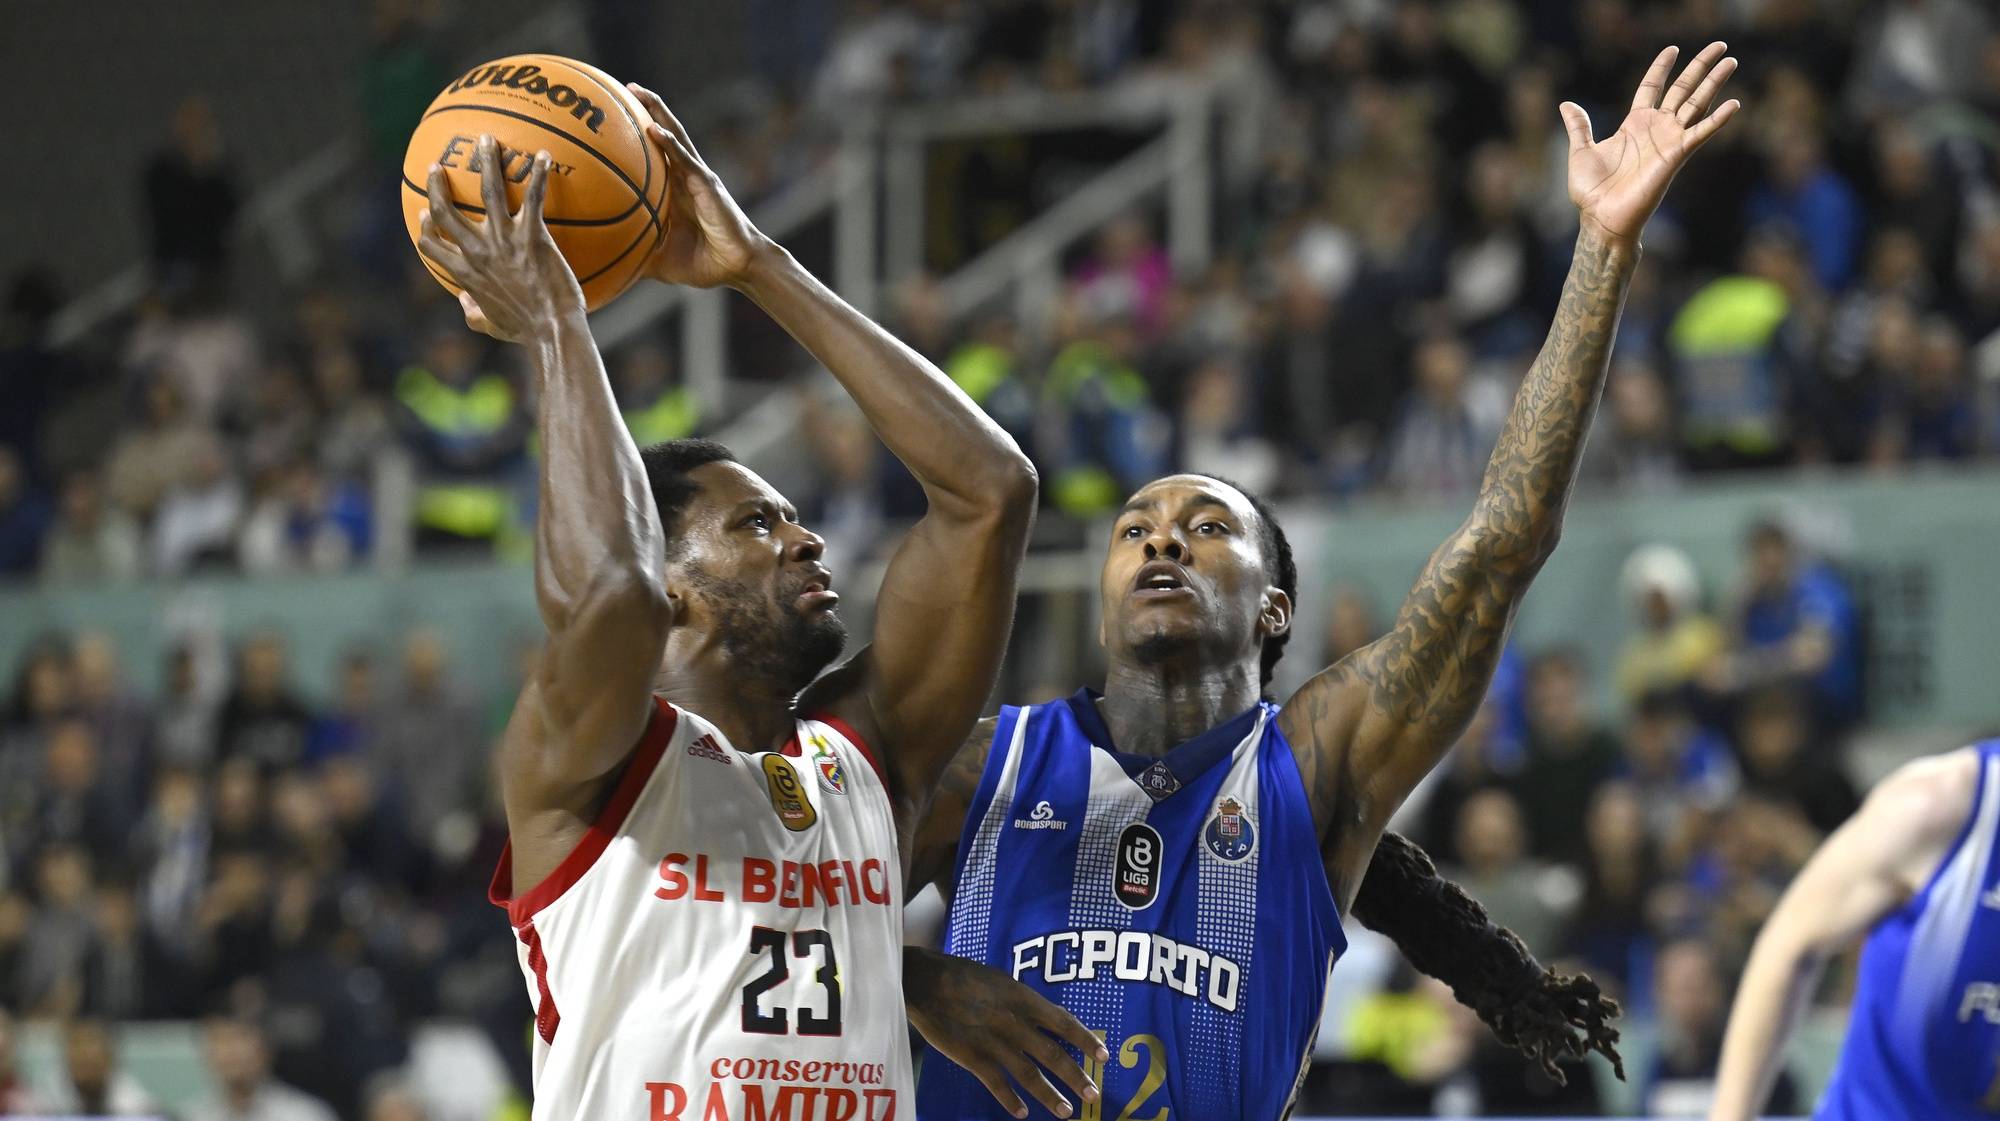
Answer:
[{"left": 489, "top": 697, "right": 912, "bottom": 1121}]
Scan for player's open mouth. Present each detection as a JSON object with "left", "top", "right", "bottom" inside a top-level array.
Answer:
[
  {"left": 796, "top": 579, "right": 839, "bottom": 610},
  {"left": 1132, "top": 561, "right": 1194, "bottom": 600}
]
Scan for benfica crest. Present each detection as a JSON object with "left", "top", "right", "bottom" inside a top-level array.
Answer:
[
  {"left": 1203, "top": 796, "right": 1256, "bottom": 862},
  {"left": 810, "top": 734, "right": 846, "bottom": 795}
]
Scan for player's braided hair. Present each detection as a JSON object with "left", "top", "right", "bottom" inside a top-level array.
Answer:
[
  {"left": 1201, "top": 475, "right": 1624, "bottom": 1083},
  {"left": 1352, "top": 830, "right": 1626, "bottom": 1084}
]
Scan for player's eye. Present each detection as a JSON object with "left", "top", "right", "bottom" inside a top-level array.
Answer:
[
  {"left": 743, "top": 512, "right": 770, "bottom": 532},
  {"left": 1120, "top": 524, "right": 1146, "bottom": 540},
  {"left": 1195, "top": 521, "right": 1227, "bottom": 535}
]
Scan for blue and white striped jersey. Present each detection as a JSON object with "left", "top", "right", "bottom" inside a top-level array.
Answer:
[{"left": 918, "top": 689, "right": 1344, "bottom": 1121}]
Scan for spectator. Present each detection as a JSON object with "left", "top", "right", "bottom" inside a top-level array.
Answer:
[
  {"left": 1177, "top": 354, "right": 1280, "bottom": 494},
  {"left": 611, "top": 339, "right": 700, "bottom": 446},
  {"left": 1443, "top": 787, "right": 1577, "bottom": 953},
  {"left": 1734, "top": 686, "right": 1859, "bottom": 836},
  {"left": 1378, "top": 332, "right": 1507, "bottom": 499},
  {"left": 83, "top": 883, "right": 162, "bottom": 1020},
  {"left": 1745, "top": 131, "right": 1863, "bottom": 292},
  {"left": 311, "top": 341, "right": 395, "bottom": 482},
  {"left": 19, "top": 844, "right": 95, "bottom": 1017},
  {"left": 195, "top": 851, "right": 274, "bottom": 1000},
  {"left": 1511, "top": 650, "right": 1621, "bottom": 865},
  {"left": 1720, "top": 517, "right": 1863, "bottom": 734},
  {"left": 39, "top": 471, "right": 144, "bottom": 586},
  {"left": 1441, "top": 143, "right": 1546, "bottom": 347},
  {"left": 145, "top": 97, "right": 239, "bottom": 287},
  {"left": 309, "top": 650, "right": 377, "bottom": 763},
  {"left": 1320, "top": 585, "right": 1382, "bottom": 670},
  {"left": 1072, "top": 214, "right": 1173, "bottom": 336},
  {"left": 371, "top": 629, "right": 486, "bottom": 849},
  {"left": 1041, "top": 315, "right": 1169, "bottom": 513},
  {"left": 238, "top": 460, "right": 370, "bottom": 575},
  {"left": 187, "top": 1017, "right": 340, "bottom": 1121},
  {"left": 71, "top": 634, "right": 154, "bottom": 821},
  {"left": 155, "top": 640, "right": 224, "bottom": 770},
  {"left": 1621, "top": 693, "right": 1739, "bottom": 848},
  {"left": 0, "top": 1007, "right": 43, "bottom": 1113},
  {"left": 27, "top": 720, "right": 125, "bottom": 868},
  {"left": 0, "top": 446, "right": 52, "bottom": 577},
  {"left": 944, "top": 315, "right": 1036, "bottom": 456},
  {"left": 38, "top": 1019, "right": 157, "bottom": 1116},
  {"left": 1614, "top": 543, "right": 1725, "bottom": 706},
  {"left": 1563, "top": 782, "right": 1661, "bottom": 996},
  {"left": 215, "top": 633, "right": 315, "bottom": 773},
  {"left": 799, "top": 401, "right": 888, "bottom": 567},
  {"left": 1871, "top": 315, "right": 1978, "bottom": 464},
  {"left": 395, "top": 322, "right": 527, "bottom": 550},
  {"left": 1642, "top": 939, "right": 1798, "bottom": 1115},
  {"left": 152, "top": 442, "right": 245, "bottom": 577},
  {"left": 1579, "top": 360, "right": 1684, "bottom": 491},
  {"left": 104, "top": 378, "right": 225, "bottom": 523},
  {"left": 132, "top": 765, "right": 210, "bottom": 969},
  {"left": 1667, "top": 228, "right": 1811, "bottom": 471}
]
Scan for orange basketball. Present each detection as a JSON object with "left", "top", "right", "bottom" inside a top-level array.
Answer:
[{"left": 401, "top": 54, "right": 667, "bottom": 311}]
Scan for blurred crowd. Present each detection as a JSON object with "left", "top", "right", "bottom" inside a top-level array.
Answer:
[
  {"left": 1320, "top": 512, "right": 1866, "bottom": 1113},
  {"left": 0, "top": 623, "right": 524, "bottom": 1119},
  {"left": 5, "top": 0, "right": 2000, "bottom": 583},
  {"left": 2, "top": 0, "right": 1995, "bottom": 1116}
]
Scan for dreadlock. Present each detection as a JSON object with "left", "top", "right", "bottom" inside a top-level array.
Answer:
[
  {"left": 1194, "top": 475, "right": 1624, "bottom": 1082},
  {"left": 1352, "top": 831, "right": 1626, "bottom": 1084}
]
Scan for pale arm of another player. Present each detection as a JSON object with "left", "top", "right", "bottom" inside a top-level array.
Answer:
[{"left": 1708, "top": 749, "right": 1979, "bottom": 1121}]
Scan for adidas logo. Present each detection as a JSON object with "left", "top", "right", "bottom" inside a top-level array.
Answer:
[{"left": 687, "top": 734, "right": 731, "bottom": 764}]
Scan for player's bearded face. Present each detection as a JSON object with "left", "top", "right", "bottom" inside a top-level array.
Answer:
[{"left": 683, "top": 561, "right": 847, "bottom": 694}]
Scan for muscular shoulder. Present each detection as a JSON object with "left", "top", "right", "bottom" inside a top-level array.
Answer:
[{"left": 1860, "top": 747, "right": 1983, "bottom": 887}]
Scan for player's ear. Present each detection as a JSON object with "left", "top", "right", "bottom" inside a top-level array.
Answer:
[{"left": 1260, "top": 587, "right": 1291, "bottom": 641}]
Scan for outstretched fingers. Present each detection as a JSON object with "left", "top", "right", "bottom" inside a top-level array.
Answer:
[
  {"left": 1677, "top": 53, "right": 1739, "bottom": 126},
  {"left": 1630, "top": 45, "right": 1679, "bottom": 113},
  {"left": 1686, "top": 98, "right": 1743, "bottom": 151},
  {"left": 1558, "top": 101, "right": 1595, "bottom": 154},
  {"left": 1660, "top": 41, "right": 1727, "bottom": 114}
]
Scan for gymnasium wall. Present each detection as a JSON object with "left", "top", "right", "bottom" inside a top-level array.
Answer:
[{"left": 3, "top": 467, "right": 1998, "bottom": 736}]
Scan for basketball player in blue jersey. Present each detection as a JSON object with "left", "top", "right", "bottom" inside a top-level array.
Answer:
[
  {"left": 904, "top": 43, "right": 1744, "bottom": 1121},
  {"left": 1710, "top": 744, "right": 2000, "bottom": 1119}
]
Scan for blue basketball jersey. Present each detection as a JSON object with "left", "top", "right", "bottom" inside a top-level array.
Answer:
[
  {"left": 917, "top": 690, "right": 1344, "bottom": 1121},
  {"left": 1818, "top": 741, "right": 2000, "bottom": 1119}
]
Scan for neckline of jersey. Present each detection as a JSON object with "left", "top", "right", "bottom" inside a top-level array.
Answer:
[{"left": 1062, "top": 687, "right": 1266, "bottom": 792}]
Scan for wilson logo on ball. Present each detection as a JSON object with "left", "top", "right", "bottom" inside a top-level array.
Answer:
[{"left": 445, "top": 64, "right": 608, "bottom": 134}]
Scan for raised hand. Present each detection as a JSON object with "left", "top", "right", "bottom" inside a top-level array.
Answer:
[
  {"left": 626, "top": 82, "right": 771, "bottom": 289},
  {"left": 906, "top": 947, "right": 1105, "bottom": 1120},
  {"left": 417, "top": 134, "right": 585, "bottom": 342},
  {"left": 1562, "top": 42, "right": 1741, "bottom": 245}
]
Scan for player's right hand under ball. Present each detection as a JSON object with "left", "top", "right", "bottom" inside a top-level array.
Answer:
[
  {"left": 906, "top": 946, "right": 1106, "bottom": 1119},
  {"left": 417, "top": 134, "right": 587, "bottom": 343}
]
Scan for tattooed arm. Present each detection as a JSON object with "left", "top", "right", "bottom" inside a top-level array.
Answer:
[{"left": 1278, "top": 43, "right": 1743, "bottom": 905}]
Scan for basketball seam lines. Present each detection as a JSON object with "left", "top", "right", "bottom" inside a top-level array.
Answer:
[
  {"left": 414, "top": 103, "right": 661, "bottom": 286},
  {"left": 401, "top": 173, "right": 641, "bottom": 227},
  {"left": 547, "top": 57, "right": 670, "bottom": 292}
]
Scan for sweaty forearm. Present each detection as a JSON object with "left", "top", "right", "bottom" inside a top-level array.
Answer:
[
  {"left": 733, "top": 246, "right": 1030, "bottom": 505},
  {"left": 530, "top": 311, "right": 664, "bottom": 625},
  {"left": 1471, "top": 224, "right": 1636, "bottom": 565},
  {"left": 1710, "top": 931, "right": 1823, "bottom": 1121}
]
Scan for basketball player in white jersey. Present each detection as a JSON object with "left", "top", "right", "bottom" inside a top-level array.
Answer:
[
  {"left": 1710, "top": 743, "right": 2000, "bottom": 1119},
  {"left": 416, "top": 85, "right": 1051, "bottom": 1120}
]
